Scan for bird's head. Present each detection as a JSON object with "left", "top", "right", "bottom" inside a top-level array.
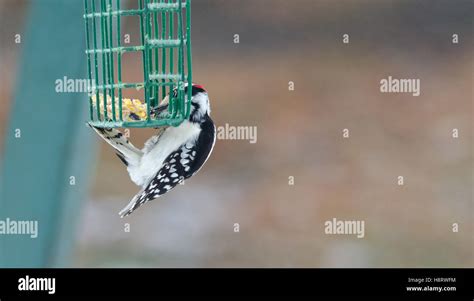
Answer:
[
  {"left": 186, "top": 83, "right": 210, "bottom": 123},
  {"left": 153, "top": 83, "right": 210, "bottom": 123}
]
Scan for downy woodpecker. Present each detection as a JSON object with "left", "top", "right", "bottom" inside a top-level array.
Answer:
[{"left": 89, "top": 83, "right": 216, "bottom": 217}]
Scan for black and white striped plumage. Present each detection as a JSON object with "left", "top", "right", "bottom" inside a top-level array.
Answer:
[{"left": 89, "top": 84, "right": 216, "bottom": 217}]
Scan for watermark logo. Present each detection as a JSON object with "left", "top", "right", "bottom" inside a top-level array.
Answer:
[
  {"left": 324, "top": 218, "right": 365, "bottom": 238},
  {"left": 380, "top": 76, "right": 420, "bottom": 96},
  {"left": 18, "top": 275, "right": 55, "bottom": 295},
  {"left": 0, "top": 218, "right": 38, "bottom": 238},
  {"left": 217, "top": 123, "right": 257, "bottom": 144},
  {"left": 55, "top": 76, "right": 95, "bottom": 94}
]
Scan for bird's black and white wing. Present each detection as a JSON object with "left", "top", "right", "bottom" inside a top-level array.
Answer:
[{"left": 119, "top": 118, "right": 215, "bottom": 217}]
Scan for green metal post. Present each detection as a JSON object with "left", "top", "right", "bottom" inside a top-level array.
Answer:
[{"left": 0, "top": 0, "right": 97, "bottom": 267}]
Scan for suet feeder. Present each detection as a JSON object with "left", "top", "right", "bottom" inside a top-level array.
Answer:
[{"left": 83, "top": 0, "right": 192, "bottom": 128}]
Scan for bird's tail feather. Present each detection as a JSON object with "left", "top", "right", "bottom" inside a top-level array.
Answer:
[
  {"left": 88, "top": 123, "right": 142, "bottom": 167},
  {"left": 119, "top": 193, "right": 144, "bottom": 218},
  {"left": 119, "top": 182, "right": 159, "bottom": 217},
  {"left": 119, "top": 198, "right": 136, "bottom": 218}
]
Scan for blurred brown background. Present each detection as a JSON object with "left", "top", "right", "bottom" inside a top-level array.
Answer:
[{"left": 0, "top": 0, "right": 472, "bottom": 267}]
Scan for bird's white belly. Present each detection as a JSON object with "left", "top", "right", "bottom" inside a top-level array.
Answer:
[{"left": 128, "top": 121, "right": 201, "bottom": 187}]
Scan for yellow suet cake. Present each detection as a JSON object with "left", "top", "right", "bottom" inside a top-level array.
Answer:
[{"left": 91, "top": 94, "right": 148, "bottom": 121}]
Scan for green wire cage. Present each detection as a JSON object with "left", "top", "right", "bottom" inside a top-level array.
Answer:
[{"left": 83, "top": 0, "right": 192, "bottom": 128}]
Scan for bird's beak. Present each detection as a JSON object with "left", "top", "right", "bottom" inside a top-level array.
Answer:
[
  {"left": 151, "top": 95, "right": 170, "bottom": 117},
  {"left": 161, "top": 94, "right": 170, "bottom": 106}
]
